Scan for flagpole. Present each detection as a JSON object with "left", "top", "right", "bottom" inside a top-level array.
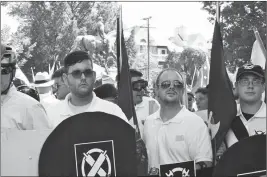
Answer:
[
  {"left": 212, "top": 1, "right": 220, "bottom": 166},
  {"left": 31, "top": 67, "right": 35, "bottom": 82}
]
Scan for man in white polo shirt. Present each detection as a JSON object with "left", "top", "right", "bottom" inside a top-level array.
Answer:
[
  {"left": 143, "top": 68, "right": 212, "bottom": 173},
  {"left": 226, "top": 64, "right": 266, "bottom": 148},
  {"left": 47, "top": 51, "right": 128, "bottom": 127}
]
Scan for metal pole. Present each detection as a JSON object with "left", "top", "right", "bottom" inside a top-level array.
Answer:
[{"left": 147, "top": 18, "right": 150, "bottom": 81}]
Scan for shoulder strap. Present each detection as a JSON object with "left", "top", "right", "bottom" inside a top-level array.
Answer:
[{"left": 231, "top": 116, "right": 249, "bottom": 141}]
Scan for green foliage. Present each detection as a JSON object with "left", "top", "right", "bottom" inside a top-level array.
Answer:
[
  {"left": 126, "top": 29, "right": 138, "bottom": 67},
  {"left": 5, "top": 2, "right": 119, "bottom": 81},
  {"left": 202, "top": 1, "right": 266, "bottom": 71}
]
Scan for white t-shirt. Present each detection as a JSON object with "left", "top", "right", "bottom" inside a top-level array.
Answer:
[
  {"left": 129, "top": 96, "right": 160, "bottom": 138},
  {"left": 143, "top": 106, "right": 213, "bottom": 169},
  {"left": 47, "top": 92, "right": 129, "bottom": 128},
  {"left": 225, "top": 102, "right": 266, "bottom": 148}
]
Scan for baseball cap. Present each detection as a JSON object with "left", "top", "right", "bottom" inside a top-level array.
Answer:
[{"left": 236, "top": 64, "right": 265, "bottom": 81}]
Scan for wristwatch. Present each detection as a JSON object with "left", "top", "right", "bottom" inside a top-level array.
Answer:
[{"left": 198, "top": 162, "right": 207, "bottom": 170}]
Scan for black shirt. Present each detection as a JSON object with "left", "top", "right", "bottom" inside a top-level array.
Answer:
[{"left": 242, "top": 112, "right": 254, "bottom": 121}]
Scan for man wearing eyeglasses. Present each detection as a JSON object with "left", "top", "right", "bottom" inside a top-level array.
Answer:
[
  {"left": 226, "top": 64, "right": 266, "bottom": 148},
  {"left": 143, "top": 68, "right": 212, "bottom": 173},
  {"left": 1, "top": 43, "right": 50, "bottom": 130},
  {"left": 47, "top": 51, "right": 128, "bottom": 127},
  {"left": 51, "top": 67, "right": 69, "bottom": 100},
  {"left": 127, "top": 69, "right": 160, "bottom": 138}
]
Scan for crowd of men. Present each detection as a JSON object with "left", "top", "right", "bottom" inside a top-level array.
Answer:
[{"left": 1, "top": 43, "right": 266, "bottom": 175}]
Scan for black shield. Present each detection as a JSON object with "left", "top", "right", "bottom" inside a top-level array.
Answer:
[
  {"left": 213, "top": 135, "right": 266, "bottom": 176},
  {"left": 38, "top": 112, "right": 137, "bottom": 177}
]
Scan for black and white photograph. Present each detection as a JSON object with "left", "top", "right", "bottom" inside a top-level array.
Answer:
[{"left": 1, "top": 1, "right": 266, "bottom": 176}]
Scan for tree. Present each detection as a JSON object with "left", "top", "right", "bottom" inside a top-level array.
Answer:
[
  {"left": 126, "top": 28, "right": 138, "bottom": 67},
  {"left": 1, "top": 25, "right": 11, "bottom": 43},
  {"left": 6, "top": 2, "right": 119, "bottom": 81},
  {"left": 202, "top": 1, "right": 266, "bottom": 71},
  {"left": 165, "top": 47, "right": 206, "bottom": 86}
]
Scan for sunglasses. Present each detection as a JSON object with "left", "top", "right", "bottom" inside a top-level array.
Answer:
[
  {"left": 68, "top": 69, "right": 95, "bottom": 79},
  {"left": 132, "top": 79, "right": 148, "bottom": 91},
  {"left": 159, "top": 80, "right": 184, "bottom": 90},
  {"left": 1, "top": 66, "right": 13, "bottom": 75}
]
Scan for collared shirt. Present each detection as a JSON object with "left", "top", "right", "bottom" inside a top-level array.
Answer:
[
  {"left": 129, "top": 96, "right": 160, "bottom": 138},
  {"left": 47, "top": 92, "right": 129, "bottom": 128},
  {"left": 1, "top": 86, "right": 51, "bottom": 130},
  {"left": 143, "top": 106, "right": 212, "bottom": 169},
  {"left": 225, "top": 101, "right": 266, "bottom": 148},
  {"left": 39, "top": 91, "right": 60, "bottom": 110}
]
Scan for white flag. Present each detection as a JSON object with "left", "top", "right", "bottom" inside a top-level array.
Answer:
[{"left": 251, "top": 40, "right": 266, "bottom": 69}]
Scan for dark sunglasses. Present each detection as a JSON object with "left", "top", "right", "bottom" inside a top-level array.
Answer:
[
  {"left": 1, "top": 53, "right": 12, "bottom": 60},
  {"left": 1, "top": 66, "right": 13, "bottom": 75},
  {"left": 159, "top": 80, "right": 184, "bottom": 89},
  {"left": 68, "top": 69, "right": 95, "bottom": 79},
  {"left": 132, "top": 79, "right": 148, "bottom": 91}
]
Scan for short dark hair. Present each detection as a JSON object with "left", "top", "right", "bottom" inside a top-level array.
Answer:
[
  {"left": 116, "top": 69, "right": 143, "bottom": 82},
  {"left": 94, "top": 84, "right": 117, "bottom": 99},
  {"left": 195, "top": 87, "right": 209, "bottom": 95},
  {"left": 52, "top": 67, "right": 65, "bottom": 79},
  {"left": 155, "top": 68, "right": 183, "bottom": 87},
  {"left": 64, "top": 51, "right": 93, "bottom": 71}
]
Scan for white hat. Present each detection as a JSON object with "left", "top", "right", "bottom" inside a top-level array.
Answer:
[{"left": 32, "top": 72, "right": 54, "bottom": 87}]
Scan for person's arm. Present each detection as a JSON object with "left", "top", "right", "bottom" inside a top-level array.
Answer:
[{"left": 188, "top": 120, "right": 213, "bottom": 169}]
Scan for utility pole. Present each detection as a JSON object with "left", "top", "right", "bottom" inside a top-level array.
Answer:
[{"left": 141, "top": 16, "right": 152, "bottom": 81}]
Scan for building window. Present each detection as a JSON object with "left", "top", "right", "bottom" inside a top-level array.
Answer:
[{"left": 161, "top": 49, "right": 166, "bottom": 55}]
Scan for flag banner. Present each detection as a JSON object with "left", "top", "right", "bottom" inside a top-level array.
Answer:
[
  {"left": 1, "top": 129, "right": 52, "bottom": 176},
  {"left": 15, "top": 64, "right": 30, "bottom": 86},
  {"left": 160, "top": 160, "right": 195, "bottom": 177},
  {"left": 237, "top": 170, "right": 266, "bottom": 177},
  {"left": 251, "top": 38, "right": 266, "bottom": 69},
  {"left": 208, "top": 21, "right": 237, "bottom": 156},
  {"left": 116, "top": 11, "right": 148, "bottom": 176},
  {"left": 39, "top": 112, "right": 137, "bottom": 176},
  {"left": 213, "top": 135, "right": 266, "bottom": 176}
]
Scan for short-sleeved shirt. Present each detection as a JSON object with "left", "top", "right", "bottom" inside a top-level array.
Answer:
[
  {"left": 143, "top": 106, "right": 213, "bottom": 169},
  {"left": 1, "top": 86, "right": 51, "bottom": 130},
  {"left": 47, "top": 92, "right": 129, "bottom": 128},
  {"left": 129, "top": 96, "right": 160, "bottom": 138},
  {"left": 225, "top": 102, "right": 266, "bottom": 148}
]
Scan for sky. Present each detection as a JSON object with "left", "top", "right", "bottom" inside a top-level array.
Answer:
[{"left": 1, "top": 2, "right": 214, "bottom": 41}]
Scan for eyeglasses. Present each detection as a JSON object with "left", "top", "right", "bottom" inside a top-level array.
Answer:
[
  {"left": 68, "top": 69, "right": 95, "bottom": 79},
  {"left": 159, "top": 80, "right": 184, "bottom": 90},
  {"left": 188, "top": 97, "right": 194, "bottom": 102},
  {"left": 132, "top": 79, "right": 148, "bottom": 91},
  {"left": 238, "top": 79, "right": 263, "bottom": 86},
  {"left": 1, "top": 66, "right": 13, "bottom": 75}
]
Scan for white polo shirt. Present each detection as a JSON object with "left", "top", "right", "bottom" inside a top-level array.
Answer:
[
  {"left": 143, "top": 106, "right": 213, "bottom": 169},
  {"left": 47, "top": 92, "right": 128, "bottom": 128},
  {"left": 225, "top": 101, "right": 266, "bottom": 148},
  {"left": 129, "top": 96, "right": 160, "bottom": 138},
  {"left": 1, "top": 86, "right": 51, "bottom": 130}
]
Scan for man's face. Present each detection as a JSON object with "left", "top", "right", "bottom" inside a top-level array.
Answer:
[
  {"left": 63, "top": 60, "right": 96, "bottom": 98},
  {"left": 1, "top": 66, "right": 14, "bottom": 93},
  {"left": 235, "top": 73, "right": 265, "bottom": 104},
  {"left": 131, "top": 76, "right": 145, "bottom": 105},
  {"left": 156, "top": 71, "right": 184, "bottom": 104},
  {"left": 53, "top": 77, "right": 69, "bottom": 100},
  {"left": 195, "top": 92, "right": 208, "bottom": 111}
]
